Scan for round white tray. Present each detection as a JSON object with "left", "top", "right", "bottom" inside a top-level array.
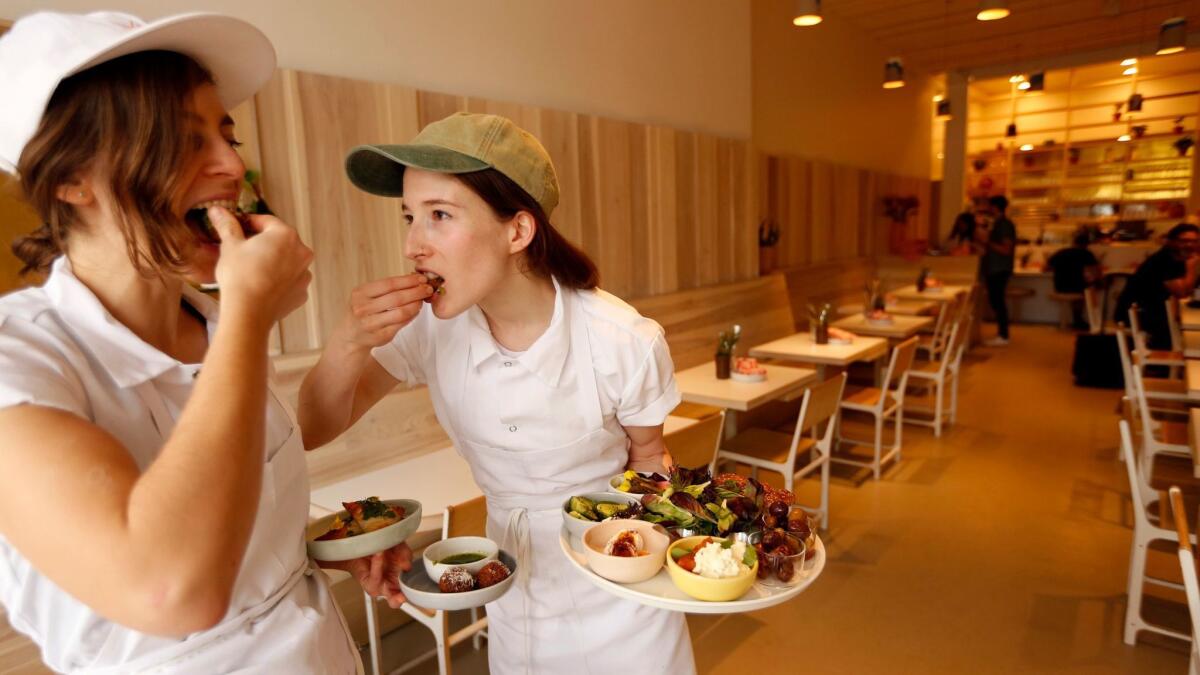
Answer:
[{"left": 558, "top": 526, "right": 824, "bottom": 614}]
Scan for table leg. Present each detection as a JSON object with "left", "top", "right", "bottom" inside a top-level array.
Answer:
[
  {"left": 874, "top": 357, "right": 884, "bottom": 387},
  {"left": 725, "top": 410, "right": 739, "bottom": 438}
]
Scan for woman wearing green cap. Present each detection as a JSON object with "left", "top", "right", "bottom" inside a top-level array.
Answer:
[{"left": 300, "top": 112, "right": 695, "bottom": 673}]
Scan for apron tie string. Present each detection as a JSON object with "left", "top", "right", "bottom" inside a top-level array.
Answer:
[{"left": 502, "top": 507, "right": 533, "bottom": 675}]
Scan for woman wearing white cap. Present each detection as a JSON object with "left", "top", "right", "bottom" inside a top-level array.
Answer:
[
  {"left": 300, "top": 113, "right": 696, "bottom": 673},
  {"left": 0, "top": 11, "right": 401, "bottom": 674}
]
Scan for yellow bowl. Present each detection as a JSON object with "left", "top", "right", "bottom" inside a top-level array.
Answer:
[{"left": 665, "top": 536, "right": 758, "bottom": 602}]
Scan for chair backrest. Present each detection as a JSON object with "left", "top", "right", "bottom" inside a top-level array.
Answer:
[
  {"left": 664, "top": 411, "right": 726, "bottom": 471},
  {"left": 444, "top": 496, "right": 488, "bottom": 539},
  {"left": 929, "top": 300, "right": 952, "bottom": 349},
  {"left": 884, "top": 337, "right": 921, "bottom": 395},
  {"left": 1114, "top": 325, "right": 1139, "bottom": 405},
  {"left": 934, "top": 322, "right": 965, "bottom": 376},
  {"left": 797, "top": 373, "right": 847, "bottom": 442},
  {"left": 1168, "top": 486, "right": 1200, "bottom": 650},
  {"left": 1119, "top": 420, "right": 1151, "bottom": 529},
  {"left": 1166, "top": 298, "right": 1184, "bottom": 353},
  {"left": 1084, "top": 287, "right": 1102, "bottom": 334},
  {"left": 1128, "top": 303, "right": 1152, "bottom": 355}
]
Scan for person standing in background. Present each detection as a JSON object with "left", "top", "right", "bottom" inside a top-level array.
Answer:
[{"left": 977, "top": 195, "right": 1017, "bottom": 346}]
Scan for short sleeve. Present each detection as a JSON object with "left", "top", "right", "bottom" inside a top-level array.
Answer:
[
  {"left": 370, "top": 306, "right": 430, "bottom": 385},
  {"left": 0, "top": 317, "right": 88, "bottom": 417},
  {"left": 616, "top": 331, "right": 682, "bottom": 428}
]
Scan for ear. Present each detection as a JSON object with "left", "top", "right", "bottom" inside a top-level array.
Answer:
[
  {"left": 507, "top": 211, "right": 537, "bottom": 255},
  {"left": 54, "top": 174, "right": 95, "bottom": 207}
]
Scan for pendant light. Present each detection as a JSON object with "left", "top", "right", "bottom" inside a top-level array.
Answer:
[
  {"left": 883, "top": 58, "right": 905, "bottom": 89},
  {"left": 793, "top": 0, "right": 822, "bottom": 27},
  {"left": 1026, "top": 72, "right": 1044, "bottom": 91},
  {"left": 1157, "top": 17, "right": 1187, "bottom": 55},
  {"left": 977, "top": 0, "right": 1010, "bottom": 21}
]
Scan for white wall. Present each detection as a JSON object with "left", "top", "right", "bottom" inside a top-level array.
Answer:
[
  {"left": 0, "top": 0, "right": 752, "bottom": 138},
  {"left": 751, "top": 0, "right": 934, "bottom": 178}
]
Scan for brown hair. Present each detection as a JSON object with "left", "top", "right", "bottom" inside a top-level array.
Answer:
[
  {"left": 13, "top": 50, "right": 214, "bottom": 276},
  {"left": 452, "top": 168, "right": 599, "bottom": 290}
]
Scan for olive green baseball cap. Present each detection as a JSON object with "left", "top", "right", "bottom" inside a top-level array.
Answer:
[{"left": 345, "top": 112, "right": 560, "bottom": 215}]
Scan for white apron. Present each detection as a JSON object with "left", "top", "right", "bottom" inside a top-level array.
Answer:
[
  {"left": 435, "top": 290, "right": 694, "bottom": 675},
  {"left": 78, "top": 382, "right": 361, "bottom": 675}
]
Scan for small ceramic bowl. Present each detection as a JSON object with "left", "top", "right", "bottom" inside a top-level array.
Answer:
[
  {"left": 305, "top": 499, "right": 422, "bottom": 562},
  {"left": 422, "top": 536, "right": 499, "bottom": 581},
  {"left": 401, "top": 550, "right": 518, "bottom": 612},
  {"left": 581, "top": 520, "right": 670, "bottom": 584},
  {"left": 608, "top": 471, "right": 667, "bottom": 494},
  {"left": 562, "top": 491, "right": 643, "bottom": 538},
  {"left": 665, "top": 536, "right": 757, "bottom": 602}
]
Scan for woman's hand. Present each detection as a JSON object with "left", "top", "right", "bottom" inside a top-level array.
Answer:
[
  {"left": 320, "top": 542, "right": 413, "bottom": 609},
  {"left": 334, "top": 275, "right": 433, "bottom": 352},
  {"left": 210, "top": 206, "right": 313, "bottom": 325}
]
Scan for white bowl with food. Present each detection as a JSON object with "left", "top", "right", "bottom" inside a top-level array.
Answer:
[
  {"left": 581, "top": 520, "right": 669, "bottom": 584},
  {"left": 401, "top": 550, "right": 518, "bottom": 611},
  {"left": 306, "top": 498, "right": 422, "bottom": 562},
  {"left": 562, "top": 492, "right": 643, "bottom": 538},
  {"left": 422, "top": 536, "right": 500, "bottom": 580}
]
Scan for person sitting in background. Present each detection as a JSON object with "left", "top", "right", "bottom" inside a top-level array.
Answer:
[
  {"left": 1045, "top": 231, "right": 1100, "bottom": 330},
  {"left": 947, "top": 211, "right": 976, "bottom": 256},
  {"left": 1115, "top": 223, "right": 1200, "bottom": 349}
]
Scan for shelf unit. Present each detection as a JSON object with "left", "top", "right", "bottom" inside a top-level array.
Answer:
[{"left": 968, "top": 134, "right": 1197, "bottom": 241}]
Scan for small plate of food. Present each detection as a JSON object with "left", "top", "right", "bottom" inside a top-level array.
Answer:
[
  {"left": 827, "top": 327, "right": 856, "bottom": 345},
  {"left": 865, "top": 309, "right": 894, "bottom": 325},
  {"left": 562, "top": 492, "right": 643, "bottom": 538},
  {"left": 730, "top": 357, "right": 767, "bottom": 383},
  {"left": 400, "top": 545, "right": 518, "bottom": 611},
  {"left": 306, "top": 497, "right": 422, "bottom": 562},
  {"left": 581, "top": 520, "right": 670, "bottom": 584}
]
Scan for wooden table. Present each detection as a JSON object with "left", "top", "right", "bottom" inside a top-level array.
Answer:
[
  {"left": 832, "top": 314, "right": 935, "bottom": 340},
  {"left": 1189, "top": 361, "right": 1200, "bottom": 402},
  {"left": 675, "top": 361, "right": 818, "bottom": 436},
  {"left": 1185, "top": 331, "right": 1200, "bottom": 359},
  {"left": 890, "top": 284, "right": 969, "bottom": 302},
  {"left": 886, "top": 299, "right": 938, "bottom": 316},
  {"left": 664, "top": 414, "right": 701, "bottom": 435},
  {"left": 749, "top": 332, "right": 889, "bottom": 381},
  {"left": 1182, "top": 304, "right": 1200, "bottom": 331}
]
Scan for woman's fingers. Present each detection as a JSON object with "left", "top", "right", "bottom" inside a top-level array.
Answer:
[{"left": 353, "top": 274, "right": 428, "bottom": 303}]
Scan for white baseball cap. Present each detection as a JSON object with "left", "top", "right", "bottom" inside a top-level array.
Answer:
[{"left": 0, "top": 11, "right": 276, "bottom": 173}]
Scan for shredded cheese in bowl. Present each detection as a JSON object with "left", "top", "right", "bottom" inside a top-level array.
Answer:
[{"left": 692, "top": 540, "right": 749, "bottom": 579}]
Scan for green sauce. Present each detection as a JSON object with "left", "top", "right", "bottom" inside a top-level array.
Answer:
[{"left": 438, "top": 552, "right": 487, "bottom": 565}]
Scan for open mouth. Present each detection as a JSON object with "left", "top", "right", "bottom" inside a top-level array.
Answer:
[
  {"left": 185, "top": 185, "right": 271, "bottom": 244},
  {"left": 423, "top": 271, "right": 446, "bottom": 303}
]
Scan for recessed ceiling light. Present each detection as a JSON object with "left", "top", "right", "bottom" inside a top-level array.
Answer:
[
  {"left": 1123, "top": 66, "right": 1139, "bottom": 76},
  {"left": 1121, "top": 58, "right": 1138, "bottom": 66},
  {"left": 793, "top": 0, "right": 822, "bottom": 26}
]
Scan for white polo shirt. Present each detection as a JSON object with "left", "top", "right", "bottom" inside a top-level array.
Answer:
[
  {"left": 372, "top": 277, "right": 680, "bottom": 452},
  {"left": 0, "top": 257, "right": 328, "bottom": 673}
]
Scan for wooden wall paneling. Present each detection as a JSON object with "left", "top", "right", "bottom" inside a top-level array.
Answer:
[
  {"left": 781, "top": 259, "right": 876, "bottom": 331},
  {"left": 785, "top": 158, "right": 811, "bottom": 268},
  {"left": 628, "top": 125, "right": 652, "bottom": 297},
  {"left": 809, "top": 162, "right": 833, "bottom": 265},
  {"left": 733, "top": 144, "right": 760, "bottom": 281},
  {"left": 645, "top": 126, "right": 679, "bottom": 296},
  {"left": 673, "top": 131, "right": 699, "bottom": 289},
  {"left": 859, "top": 170, "right": 875, "bottom": 259},
  {"left": 833, "top": 165, "right": 862, "bottom": 261},
  {"left": 630, "top": 275, "right": 796, "bottom": 370},
  {"left": 575, "top": 115, "right": 604, "bottom": 289},
  {"left": 255, "top": 70, "right": 321, "bottom": 353},
  {"left": 715, "top": 139, "right": 735, "bottom": 284},
  {"left": 537, "top": 108, "right": 584, "bottom": 248},
  {"left": 692, "top": 134, "right": 720, "bottom": 289},
  {"left": 416, "top": 91, "right": 465, "bottom": 128},
  {"left": 594, "top": 117, "right": 635, "bottom": 299}
]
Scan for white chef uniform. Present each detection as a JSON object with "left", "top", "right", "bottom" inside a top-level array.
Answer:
[
  {"left": 0, "top": 256, "right": 359, "bottom": 674},
  {"left": 372, "top": 276, "right": 696, "bottom": 675}
]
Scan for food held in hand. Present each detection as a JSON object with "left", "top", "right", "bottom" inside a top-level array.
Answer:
[
  {"left": 438, "top": 567, "right": 476, "bottom": 593},
  {"left": 423, "top": 271, "right": 446, "bottom": 302},
  {"left": 604, "top": 530, "right": 647, "bottom": 557},
  {"left": 184, "top": 176, "right": 271, "bottom": 241},
  {"left": 733, "top": 357, "right": 766, "bottom": 376},
  {"left": 475, "top": 560, "right": 511, "bottom": 588},
  {"left": 314, "top": 513, "right": 364, "bottom": 541},
  {"left": 342, "top": 497, "right": 405, "bottom": 533},
  {"left": 567, "top": 495, "right": 640, "bottom": 522}
]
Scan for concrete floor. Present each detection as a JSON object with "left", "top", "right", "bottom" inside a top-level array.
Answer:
[{"left": 378, "top": 324, "right": 1192, "bottom": 675}]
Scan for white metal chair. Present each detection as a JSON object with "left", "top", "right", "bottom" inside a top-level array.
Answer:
[
  {"left": 382, "top": 497, "right": 490, "bottom": 675},
  {"left": 834, "top": 337, "right": 919, "bottom": 480},
  {"left": 1131, "top": 364, "right": 1191, "bottom": 462},
  {"left": 1129, "top": 303, "right": 1185, "bottom": 368},
  {"left": 1115, "top": 325, "right": 1188, "bottom": 407},
  {"left": 718, "top": 373, "right": 846, "bottom": 529},
  {"left": 1169, "top": 486, "right": 1200, "bottom": 675},
  {"left": 1119, "top": 420, "right": 1194, "bottom": 646},
  {"left": 916, "top": 299, "right": 954, "bottom": 361},
  {"left": 1084, "top": 287, "right": 1102, "bottom": 334},
  {"left": 904, "top": 320, "right": 966, "bottom": 437},
  {"left": 1167, "top": 298, "right": 1185, "bottom": 354}
]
